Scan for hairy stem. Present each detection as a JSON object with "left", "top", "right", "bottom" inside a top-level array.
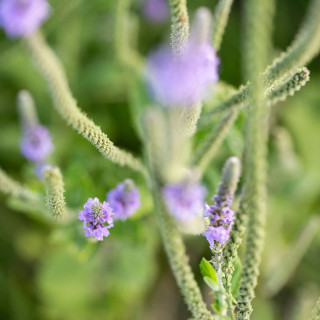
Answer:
[
  {"left": 168, "top": 0, "right": 189, "bottom": 55},
  {"left": 236, "top": 0, "right": 274, "bottom": 318},
  {"left": 212, "top": 0, "right": 234, "bottom": 52},
  {"left": 199, "top": 67, "right": 310, "bottom": 127},
  {"left": 309, "top": 297, "right": 320, "bottom": 320},
  {"left": 43, "top": 166, "right": 66, "bottom": 217},
  {"left": 24, "top": 32, "right": 147, "bottom": 177},
  {"left": 192, "top": 108, "right": 239, "bottom": 172},
  {"left": 0, "top": 167, "right": 35, "bottom": 199}
]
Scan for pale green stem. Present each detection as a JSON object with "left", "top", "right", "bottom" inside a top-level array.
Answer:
[
  {"left": 114, "top": 0, "right": 144, "bottom": 72},
  {"left": 236, "top": 0, "right": 274, "bottom": 318},
  {"left": 212, "top": 0, "right": 234, "bottom": 52},
  {"left": 24, "top": 31, "right": 147, "bottom": 177},
  {"left": 309, "top": 297, "right": 320, "bottom": 320},
  {"left": 143, "top": 114, "right": 215, "bottom": 320},
  {"left": 264, "top": 215, "right": 320, "bottom": 297},
  {"left": 191, "top": 108, "right": 238, "bottom": 172},
  {"left": 43, "top": 166, "right": 66, "bottom": 217},
  {"left": 199, "top": 67, "right": 310, "bottom": 127},
  {"left": 168, "top": 0, "right": 189, "bottom": 55},
  {"left": 17, "top": 90, "right": 39, "bottom": 129},
  {"left": 181, "top": 102, "right": 202, "bottom": 137},
  {"left": 0, "top": 167, "right": 35, "bottom": 199}
]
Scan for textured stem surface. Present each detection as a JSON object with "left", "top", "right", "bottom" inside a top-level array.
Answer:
[
  {"left": 236, "top": 0, "right": 274, "bottom": 318},
  {"left": 212, "top": 0, "right": 234, "bottom": 52},
  {"left": 199, "top": 67, "right": 310, "bottom": 127},
  {"left": 168, "top": 0, "right": 189, "bottom": 55},
  {"left": 43, "top": 166, "right": 66, "bottom": 217},
  {"left": 309, "top": 297, "right": 320, "bottom": 320},
  {"left": 25, "top": 32, "right": 146, "bottom": 177}
]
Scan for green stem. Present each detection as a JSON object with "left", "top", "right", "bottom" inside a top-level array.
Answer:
[
  {"left": 168, "top": 0, "right": 189, "bottom": 55},
  {"left": 24, "top": 31, "right": 147, "bottom": 177},
  {"left": 309, "top": 297, "right": 320, "bottom": 320},
  {"left": 212, "top": 0, "right": 234, "bottom": 52}
]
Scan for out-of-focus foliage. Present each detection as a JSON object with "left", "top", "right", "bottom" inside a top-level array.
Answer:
[{"left": 0, "top": 0, "right": 319, "bottom": 319}]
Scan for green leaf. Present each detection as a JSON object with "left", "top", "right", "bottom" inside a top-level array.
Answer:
[
  {"left": 204, "top": 276, "right": 219, "bottom": 292},
  {"left": 200, "top": 258, "right": 218, "bottom": 283},
  {"left": 231, "top": 258, "right": 242, "bottom": 299}
]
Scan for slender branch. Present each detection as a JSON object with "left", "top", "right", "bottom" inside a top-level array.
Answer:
[
  {"left": 212, "top": 0, "right": 234, "bottom": 52},
  {"left": 236, "top": 0, "right": 274, "bottom": 318},
  {"left": 199, "top": 67, "right": 310, "bottom": 127},
  {"left": 168, "top": 0, "right": 189, "bottom": 55},
  {"left": 24, "top": 31, "right": 147, "bottom": 177},
  {"left": 143, "top": 112, "right": 215, "bottom": 320},
  {"left": 264, "top": 215, "right": 320, "bottom": 297},
  {"left": 0, "top": 167, "right": 35, "bottom": 199},
  {"left": 191, "top": 108, "right": 238, "bottom": 172},
  {"left": 43, "top": 166, "right": 66, "bottom": 217},
  {"left": 199, "top": 0, "right": 320, "bottom": 127},
  {"left": 114, "top": 0, "right": 144, "bottom": 72}
]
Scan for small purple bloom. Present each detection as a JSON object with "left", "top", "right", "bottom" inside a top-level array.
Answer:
[
  {"left": 203, "top": 225, "right": 231, "bottom": 248},
  {"left": 78, "top": 197, "right": 114, "bottom": 241},
  {"left": 202, "top": 190, "right": 235, "bottom": 247},
  {"left": 20, "top": 125, "right": 53, "bottom": 162},
  {"left": 146, "top": 40, "right": 219, "bottom": 107},
  {"left": 107, "top": 179, "right": 140, "bottom": 221},
  {"left": 162, "top": 181, "right": 207, "bottom": 222},
  {"left": 142, "top": 0, "right": 169, "bottom": 23},
  {"left": 0, "top": 0, "right": 50, "bottom": 38}
]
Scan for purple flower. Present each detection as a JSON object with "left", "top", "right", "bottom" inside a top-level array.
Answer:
[
  {"left": 162, "top": 181, "right": 207, "bottom": 221},
  {"left": 202, "top": 194, "right": 235, "bottom": 247},
  {"left": 146, "top": 40, "right": 219, "bottom": 107},
  {"left": 78, "top": 197, "right": 114, "bottom": 241},
  {"left": 0, "top": 0, "right": 50, "bottom": 38},
  {"left": 20, "top": 125, "right": 53, "bottom": 162},
  {"left": 107, "top": 179, "right": 140, "bottom": 221},
  {"left": 203, "top": 225, "right": 231, "bottom": 248},
  {"left": 142, "top": 0, "right": 169, "bottom": 23}
]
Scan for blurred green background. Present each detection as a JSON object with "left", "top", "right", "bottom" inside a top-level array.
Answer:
[{"left": 0, "top": 0, "right": 319, "bottom": 319}]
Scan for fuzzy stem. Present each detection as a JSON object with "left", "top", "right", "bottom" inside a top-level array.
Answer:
[
  {"left": 264, "top": 215, "right": 320, "bottom": 297},
  {"left": 24, "top": 32, "right": 147, "bottom": 177},
  {"left": 17, "top": 90, "right": 39, "bottom": 129},
  {"left": 0, "top": 167, "right": 36, "bottom": 199},
  {"left": 212, "top": 0, "right": 234, "bottom": 52},
  {"left": 264, "top": 0, "right": 320, "bottom": 84},
  {"left": 114, "top": 0, "right": 144, "bottom": 72},
  {"left": 143, "top": 114, "right": 215, "bottom": 320},
  {"left": 235, "top": 0, "right": 274, "bottom": 318},
  {"left": 168, "top": 0, "right": 189, "bottom": 55},
  {"left": 192, "top": 108, "right": 238, "bottom": 172},
  {"left": 199, "top": 67, "right": 310, "bottom": 127},
  {"left": 309, "top": 297, "right": 320, "bottom": 320},
  {"left": 43, "top": 166, "right": 66, "bottom": 217},
  {"left": 181, "top": 102, "right": 202, "bottom": 137}
]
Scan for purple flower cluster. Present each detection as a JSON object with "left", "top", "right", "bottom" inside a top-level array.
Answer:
[
  {"left": 162, "top": 181, "right": 207, "bottom": 222},
  {"left": 79, "top": 180, "right": 140, "bottom": 241},
  {"left": 107, "top": 179, "right": 140, "bottom": 221},
  {"left": 78, "top": 198, "right": 114, "bottom": 241},
  {"left": 146, "top": 39, "right": 219, "bottom": 107},
  {"left": 0, "top": 0, "right": 50, "bottom": 38},
  {"left": 142, "top": 0, "right": 169, "bottom": 23},
  {"left": 202, "top": 194, "right": 235, "bottom": 248},
  {"left": 20, "top": 125, "right": 53, "bottom": 163}
]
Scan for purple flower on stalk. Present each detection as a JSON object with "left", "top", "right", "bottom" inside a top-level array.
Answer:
[
  {"left": 162, "top": 181, "right": 207, "bottom": 222},
  {"left": 78, "top": 197, "right": 114, "bottom": 241},
  {"left": 142, "top": 0, "right": 169, "bottom": 23},
  {"left": 107, "top": 179, "right": 140, "bottom": 221},
  {"left": 202, "top": 195, "right": 235, "bottom": 248},
  {"left": 0, "top": 0, "right": 50, "bottom": 38},
  {"left": 20, "top": 125, "right": 53, "bottom": 162},
  {"left": 146, "top": 40, "right": 219, "bottom": 107},
  {"left": 203, "top": 225, "right": 232, "bottom": 247}
]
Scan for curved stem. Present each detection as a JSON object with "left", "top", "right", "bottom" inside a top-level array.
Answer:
[{"left": 24, "top": 31, "right": 147, "bottom": 177}]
